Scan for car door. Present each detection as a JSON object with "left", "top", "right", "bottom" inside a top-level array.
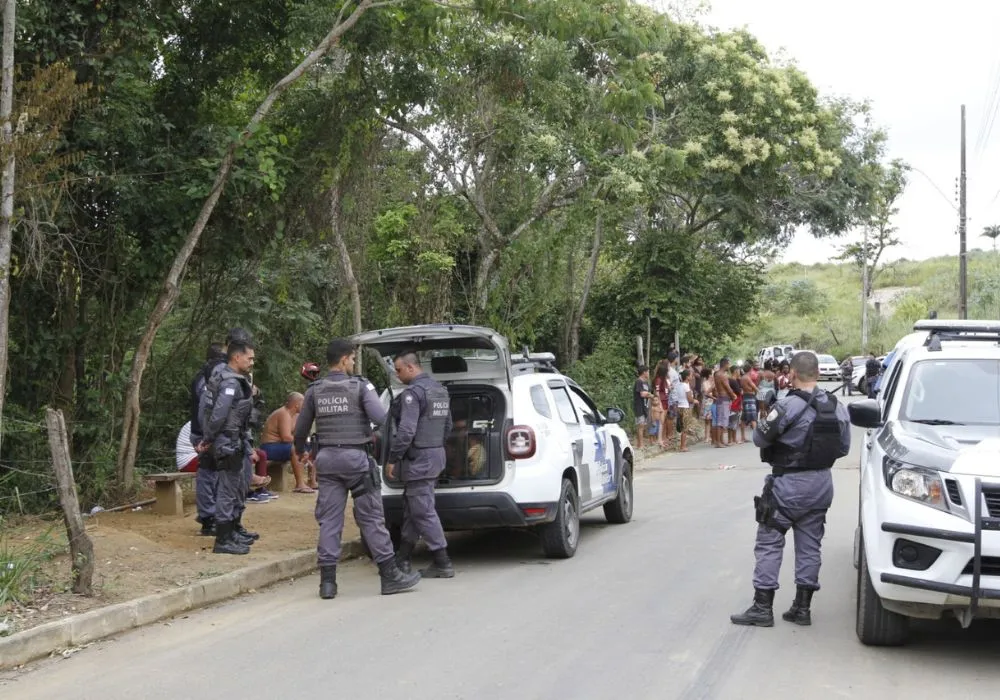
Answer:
[
  {"left": 569, "top": 385, "right": 615, "bottom": 502},
  {"left": 548, "top": 380, "right": 595, "bottom": 503}
]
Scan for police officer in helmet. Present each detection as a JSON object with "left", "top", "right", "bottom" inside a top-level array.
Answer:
[
  {"left": 199, "top": 339, "right": 258, "bottom": 555},
  {"left": 294, "top": 339, "right": 420, "bottom": 598},
  {"left": 387, "top": 350, "right": 455, "bottom": 579},
  {"left": 730, "top": 350, "right": 850, "bottom": 627}
]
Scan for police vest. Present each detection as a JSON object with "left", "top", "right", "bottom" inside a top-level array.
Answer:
[
  {"left": 201, "top": 366, "right": 254, "bottom": 450},
  {"left": 410, "top": 379, "right": 451, "bottom": 449},
  {"left": 312, "top": 376, "right": 371, "bottom": 446},
  {"left": 768, "top": 389, "right": 841, "bottom": 470}
]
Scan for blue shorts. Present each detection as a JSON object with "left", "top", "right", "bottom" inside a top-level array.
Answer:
[{"left": 260, "top": 442, "right": 292, "bottom": 462}]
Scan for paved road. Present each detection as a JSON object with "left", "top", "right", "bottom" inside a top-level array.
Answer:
[{"left": 6, "top": 417, "right": 1000, "bottom": 699}]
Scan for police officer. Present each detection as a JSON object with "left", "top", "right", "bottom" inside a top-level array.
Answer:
[
  {"left": 189, "top": 342, "right": 227, "bottom": 536},
  {"left": 387, "top": 350, "right": 454, "bottom": 579},
  {"left": 199, "top": 339, "right": 257, "bottom": 555},
  {"left": 201, "top": 328, "right": 261, "bottom": 545},
  {"left": 730, "top": 350, "right": 850, "bottom": 627},
  {"left": 294, "top": 339, "right": 420, "bottom": 599}
]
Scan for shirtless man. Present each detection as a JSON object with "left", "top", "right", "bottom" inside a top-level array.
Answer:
[
  {"left": 260, "top": 392, "right": 315, "bottom": 493},
  {"left": 712, "top": 358, "right": 737, "bottom": 447}
]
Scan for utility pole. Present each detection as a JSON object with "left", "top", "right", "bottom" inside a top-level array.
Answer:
[
  {"left": 960, "top": 104, "right": 968, "bottom": 319},
  {"left": 861, "top": 226, "right": 869, "bottom": 353}
]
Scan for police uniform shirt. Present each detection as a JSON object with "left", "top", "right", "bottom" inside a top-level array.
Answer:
[
  {"left": 753, "top": 389, "right": 851, "bottom": 456},
  {"left": 293, "top": 371, "right": 387, "bottom": 454}
]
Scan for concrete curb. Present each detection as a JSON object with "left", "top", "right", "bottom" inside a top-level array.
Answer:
[{"left": 0, "top": 539, "right": 367, "bottom": 671}]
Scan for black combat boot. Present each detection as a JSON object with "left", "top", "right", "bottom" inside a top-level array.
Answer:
[
  {"left": 319, "top": 565, "right": 338, "bottom": 600},
  {"left": 234, "top": 516, "right": 259, "bottom": 543},
  {"left": 782, "top": 586, "right": 815, "bottom": 626},
  {"left": 212, "top": 521, "right": 250, "bottom": 555},
  {"left": 197, "top": 516, "right": 215, "bottom": 537},
  {"left": 377, "top": 558, "right": 421, "bottom": 595},
  {"left": 395, "top": 540, "right": 416, "bottom": 574},
  {"left": 420, "top": 548, "right": 455, "bottom": 579},
  {"left": 730, "top": 589, "right": 775, "bottom": 627}
]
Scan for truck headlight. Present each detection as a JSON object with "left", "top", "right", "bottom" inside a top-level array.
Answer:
[{"left": 883, "top": 457, "right": 946, "bottom": 511}]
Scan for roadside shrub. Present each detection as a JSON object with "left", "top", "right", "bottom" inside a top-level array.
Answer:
[
  {"left": 0, "top": 527, "right": 60, "bottom": 617},
  {"left": 565, "top": 332, "right": 637, "bottom": 428}
]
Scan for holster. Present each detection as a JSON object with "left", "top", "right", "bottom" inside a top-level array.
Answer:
[
  {"left": 368, "top": 456, "right": 382, "bottom": 490},
  {"left": 753, "top": 476, "right": 789, "bottom": 534},
  {"left": 214, "top": 450, "right": 246, "bottom": 472}
]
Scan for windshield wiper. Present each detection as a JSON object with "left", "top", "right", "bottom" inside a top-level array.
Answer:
[{"left": 911, "top": 419, "right": 964, "bottom": 426}]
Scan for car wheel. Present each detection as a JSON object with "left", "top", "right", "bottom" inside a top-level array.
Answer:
[
  {"left": 604, "top": 455, "right": 634, "bottom": 524},
  {"left": 857, "top": 535, "right": 908, "bottom": 646},
  {"left": 859, "top": 377, "right": 867, "bottom": 394},
  {"left": 540, "top": 478, "right": 580, "bottom": 559}
]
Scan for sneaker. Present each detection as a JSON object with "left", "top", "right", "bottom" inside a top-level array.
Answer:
[
  {"left": 258, "top": 489, "right": 278, "bottom": 500},
  {"left": 247, "top": 492, "right": 271, "bottom": 503}
]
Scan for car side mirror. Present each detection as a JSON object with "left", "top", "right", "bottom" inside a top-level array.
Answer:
[
  {"left": 848, "top": 399, "right": 882, "bottom": 429},
  {"left": 605, "top": 407, "right": 624, "bottom": 424}
]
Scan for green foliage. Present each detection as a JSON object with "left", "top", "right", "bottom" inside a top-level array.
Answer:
[
  {"left": 565, "top": 333, "right": 637, "bottom": 427},
  {"left": 2, "top": 0, "right": 894, "bottom": 511},
  {"left": 729, "top": 250, "right": 1000, "bottom": 361},
  {"left": 0, "top": 528, "right": 61, "bottom": 613}
]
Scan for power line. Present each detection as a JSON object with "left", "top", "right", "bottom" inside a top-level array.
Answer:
[{"left": 907, "top": 166, "right": 960, "bottom": 213}]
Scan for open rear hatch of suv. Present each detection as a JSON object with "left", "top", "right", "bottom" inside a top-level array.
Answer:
[{"left": 351, "top": 325, "right": 512, "bottom": 488}]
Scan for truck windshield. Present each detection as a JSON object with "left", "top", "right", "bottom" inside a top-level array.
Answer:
[{"left": 900, "top": 359, "right": 1000, "bottom": 426}]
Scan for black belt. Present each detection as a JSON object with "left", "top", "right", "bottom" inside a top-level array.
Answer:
[{"left": 771, "top": 465, "right": 831, "bottom": 477}]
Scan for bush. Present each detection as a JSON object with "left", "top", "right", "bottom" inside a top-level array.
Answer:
[
  {"left": 565, "top": 333, "right": 637, "bottom": 428},
  {"left": 0, "top": 526, "right": 60, "bottom": 617}
]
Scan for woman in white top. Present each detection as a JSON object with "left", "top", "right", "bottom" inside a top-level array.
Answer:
[{"left": 672, "top": 369, "right": 693, "bottom": 452}]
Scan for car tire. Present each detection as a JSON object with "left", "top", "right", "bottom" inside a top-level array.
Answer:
[
  {"left": 604, "top": 454, "right": 634, "bottom": 524},
  {"left": 859, "top": 377, "right": 868, "bottom": 395},
  {"left": 857, "top": 535, "right": 908, "bottom": 646},
  {"left": 540, "top": 478, "right": 580, "bottom": 559}
]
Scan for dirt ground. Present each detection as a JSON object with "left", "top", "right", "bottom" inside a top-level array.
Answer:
[{"left": 3, "top": 481, "right": 358, "bottom": 637}]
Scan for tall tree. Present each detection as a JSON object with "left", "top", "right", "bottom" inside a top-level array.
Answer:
[
  {"left": 0, "top": 0, "right": 14, "bottom": 437},
  {"left": 116, "top": 0, "right": 397, "bottom": 488},
  {"left": 836, "top": 158, "right": 908, "bottom": 298}
]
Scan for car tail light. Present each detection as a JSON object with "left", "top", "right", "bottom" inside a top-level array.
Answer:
[{"left": 506, "top": 425, "right": 536, "bottom": 459}]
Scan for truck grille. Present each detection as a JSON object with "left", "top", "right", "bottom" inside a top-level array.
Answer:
[
  {"left": 984, "top": 489, "right": 1000, "bottom": 518},
  {"left": 962, "top": 557, "right": 1000, "bottom": 577},
  {"left": 946, "top": 479, "right": 963, "bottom": 506}
]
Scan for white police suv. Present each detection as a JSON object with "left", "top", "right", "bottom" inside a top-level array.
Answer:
[
  {"left": 351, "top": 325, "right": 635, "bottom": 559},
  {"left": 850, "top": 319, "right": 1000, "bottom": 645}
]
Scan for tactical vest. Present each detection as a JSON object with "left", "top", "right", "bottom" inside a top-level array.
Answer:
[
  {"left": 201, "top": 366, "right": 253, "bottom": 453},
  {"left": 411, "top": 378, "right": 451, "bottom": 449},
  {"left": 313, "top": 376, "right": 371, "bottom": 446},
  {"left": 768, "top": 389, "right": 841, "bottom": 470}
]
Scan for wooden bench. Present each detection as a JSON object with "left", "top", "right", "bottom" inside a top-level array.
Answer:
[
  {"left": 147, "top": 472, "right": 196, "bottom": 516},
  {"left": 266, "top": 461, "right": 291, "bottom": 492}
]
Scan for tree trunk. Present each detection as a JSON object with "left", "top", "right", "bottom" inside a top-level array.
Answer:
[
  {"left": 0, "top": 0, "right": 15, "bottom": 442},
  {"left": 566, "top": 212, "right": 602, "bottom": 366},
  {"left": 330, "top": 174, "right": 362, "bottom": 334},
  {"left": 47, "top": 407, "right": 95, "bottom": 595},
  {"left": 55, "top": 263, "right": 77, "bottom": 416},
  {"left": 115, "top": 0, "right": 384, "bottom": 488},
  {"left": 560, "top": 245, "right": 577, "bottom": 362},
  {"left": 473, "top": 246, "right": 500, "bottom": 316}
]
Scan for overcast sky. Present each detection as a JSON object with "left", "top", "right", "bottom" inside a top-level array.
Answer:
[{"left": 683, "top": 0, "right": 1000, "bottom": 265}]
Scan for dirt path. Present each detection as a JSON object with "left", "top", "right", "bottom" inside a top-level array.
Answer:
[{"left": 3, "top": 486, "right": 357, "bottom": 637}]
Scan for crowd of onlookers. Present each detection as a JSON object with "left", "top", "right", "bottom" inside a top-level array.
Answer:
[{"left": 633, "top": 352, "right": 797, "bottom": 451}]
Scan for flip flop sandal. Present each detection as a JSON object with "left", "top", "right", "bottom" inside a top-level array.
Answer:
[{"left": 293, "top": 486, "right": 316, "bottom": 494}]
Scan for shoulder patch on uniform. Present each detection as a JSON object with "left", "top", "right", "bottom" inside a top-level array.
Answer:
[
  {"left": 224, "top": 388, "right": 236, "bottom": 396},
  {"left": 404, "top": 395, "right": 414, "bottom": 404},
  {"left": 767, "top": 409, "right": 778, "bottom": 422},
  {"left": 367, "top": 383, "right": 375, "bottom": 392}
]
